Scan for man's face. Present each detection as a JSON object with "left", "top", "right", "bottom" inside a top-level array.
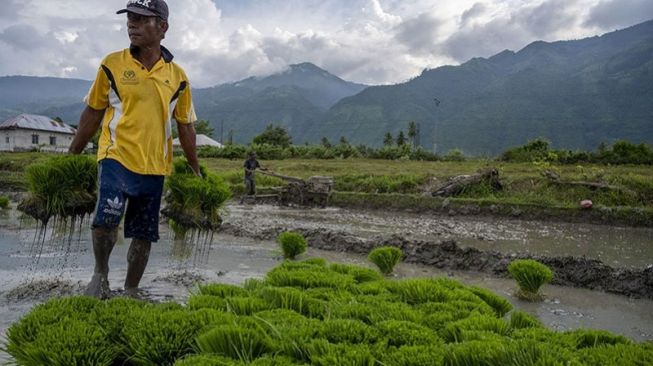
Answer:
[{"left": 127, "top": 12, "right": 167, "bottom": 47}]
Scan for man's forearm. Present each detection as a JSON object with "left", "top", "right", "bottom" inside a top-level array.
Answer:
[
  {"left": 69, "top": 106, "right": 105, "bottom": 154},
  {"left": 177, "top": 121, "right": 201, "bottom": 176}
]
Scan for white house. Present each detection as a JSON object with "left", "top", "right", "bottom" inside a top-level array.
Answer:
[
  {"left": 172, "top": 134, "right": 223, "bottom": 148},
  {"left": 0, "top": 114, "right": 77, "bottom": 152}
]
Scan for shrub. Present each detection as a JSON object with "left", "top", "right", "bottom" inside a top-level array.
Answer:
[
  {"left": 0, "top": 195, "right": 9, "bottom": 209},
  {"left": 368, "top": 246, "right": 403, "bottom": 274},
  {"left": 507, "top": 259, "right": 554, "bottom": 300},
  {"left": 277, "top": 231, "right": 308, "bottom": 259}
]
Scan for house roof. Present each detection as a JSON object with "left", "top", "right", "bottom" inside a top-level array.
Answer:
[
  {"left": 173, "top": 134, "right": 223, "bottom": 147},
  {"left": 0, "top": 114, "right": 76, "bottom": 135}
]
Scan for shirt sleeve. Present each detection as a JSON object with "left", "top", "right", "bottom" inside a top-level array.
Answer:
[
  {"left": 83, "top": 63, "right": 110, "bottom": 110},
  {"left": 174, "top": 71, "right": 197, "bottom": 125}
]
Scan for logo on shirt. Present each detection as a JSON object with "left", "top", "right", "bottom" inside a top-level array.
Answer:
[{"left": 121, "top": 70, "right": 139, "bottom": 85}]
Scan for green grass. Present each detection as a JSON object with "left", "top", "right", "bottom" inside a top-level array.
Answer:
[
  {"left": 2, "top": 153, "right": 652, "bottom": 223},
  {"left": 5, "top": 258, "right": 653, "bottom": 365}
]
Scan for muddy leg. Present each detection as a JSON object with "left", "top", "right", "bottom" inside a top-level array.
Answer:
[
  {"left": 85, "top": 227, "right": 117, "bottom": 299},
  {"left": 124, "top": 239, "right": 151, "bottom": 297}
]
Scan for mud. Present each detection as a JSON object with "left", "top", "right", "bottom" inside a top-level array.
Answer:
[
  {"left": 152, "top": 271, "right": 208, "bottom": 288},
  {"left": 218, "top": 205, "right": 653, "bottom": 299},
  {"left": 2, "top": 279, "right": 85, "bottom": 303}
]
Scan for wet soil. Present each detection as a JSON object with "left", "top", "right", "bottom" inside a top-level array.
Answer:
[{"left": 219, "top": 204, "right": 653, "bottom": 298}]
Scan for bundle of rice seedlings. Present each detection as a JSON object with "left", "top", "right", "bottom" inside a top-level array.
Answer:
[
  {"left": 187, "top": 294, "right": 227, "bottom": 311},
  {"left": 277, "top": 231, "right": 308, "bottom": 259},
  {"left": 265, "top": 266, "right": 355, "bottom": 290},
  {"left": 316, "top": 319, "right": 380, "bottom": 344},
  {"left": 509, "top": 311, "right": 543, "bottom": 330},
  {"left": 174, "top": 354, "right": 240, "bottom": 366},
  {"left": 162, "top": 159, "right": 231, "bottom": 233},
  {"left": 570, "top": 329, "right": 631, "bottom": 349},
  {"left": 385, "top": 278, "right": 452, "bottom": 305},
  {"left": 576, "top": 343, "right": 653, "bottom": 365},
  {"left": 195, "top": 325, "right": 274, "bottom": 362},
  {"left": 368, "top": 246, "right": 403, "bottom": 275},
  {"left": 224, "top": 296, "right": 271, "bottom": 315},
  {"left": 0, "top": 195, "right": 10, "bottom": 209},
  {"left": 376, "top": 320, "right": 441, "bottom": 347},
  {"left": 375, "top": 344, "right": 447, "bottom": 366},
  {"left": 468, "top": 286, "right": 513, "bottom": 317},
  {"left": 304, "top": 340, "right": 375, "bottom": 366},
  {"left": 198, "top": 283, "right": 249, "bottom": 298},
  {"left": 18, "top": 155, "right": 97, "bottom": 224},
  {"left": 329, "top": 263, "right": 383, "bottom": 283},
  {"left": 507, "top": 259, "right": 554, "bottom": 301},
  {"left": 258, "top": 287, "right": 327, "bottom": 318},
  {"left": 440, "top": 315, "right": 512, "bottom": 343}
]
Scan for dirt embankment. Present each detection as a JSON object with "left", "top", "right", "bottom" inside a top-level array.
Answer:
[{"left": 219, "top": 223, "right": 653, "bottom": 299}]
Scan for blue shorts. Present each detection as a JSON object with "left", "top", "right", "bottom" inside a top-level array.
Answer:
[{"left": 92, "top": 159, "right": 165, "bottom": 242}]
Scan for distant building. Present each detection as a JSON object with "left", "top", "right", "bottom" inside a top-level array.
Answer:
[
  {"left": 0, "top": 114, "right": 76, "bottom": 152},
  {"left": 172, "top": 134, "right": 223, "bottom": 148}
]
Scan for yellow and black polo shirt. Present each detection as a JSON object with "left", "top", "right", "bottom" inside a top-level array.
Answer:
[{"left": 84, "top": 46, "right": 196, "bottom": 176}]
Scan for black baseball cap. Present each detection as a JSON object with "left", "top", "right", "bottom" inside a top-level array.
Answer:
[{"left": 117, "top": 0, "right": 169, "bottom": 21}]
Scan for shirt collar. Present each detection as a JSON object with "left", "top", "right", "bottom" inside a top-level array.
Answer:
[{"left": 129, "top": 45, "right": 174, "bottom": 63}]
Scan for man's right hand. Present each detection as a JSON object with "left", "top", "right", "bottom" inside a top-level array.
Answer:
[{"left": 69, "top": 106, "right": 105, "bottom": 154}]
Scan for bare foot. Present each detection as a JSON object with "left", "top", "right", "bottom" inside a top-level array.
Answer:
[
  {"left": 123, "top": 287, "right": 142, "bottom": 300},
  {"left": 85, "top": 274, "right": 110, "bottom": 299}
]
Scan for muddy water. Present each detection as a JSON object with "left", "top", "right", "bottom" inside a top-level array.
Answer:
[
  {"left": 225, "top": 204, "right": 653, "bottom": 268},
  {"left": 1, "top": 203, "right": 652, "bottom": 363}
]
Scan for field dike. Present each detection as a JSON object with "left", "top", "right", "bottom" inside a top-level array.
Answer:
[
  {"left": 330, "top": 192, "right": 653, "bottom": 227},
  {"left": 219, "top": 224, "right": 653, "bottom": 299}
]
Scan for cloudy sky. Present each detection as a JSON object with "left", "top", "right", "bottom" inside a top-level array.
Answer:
[{"left": 0, "top": 0, "right": 651, "bottom": 87}]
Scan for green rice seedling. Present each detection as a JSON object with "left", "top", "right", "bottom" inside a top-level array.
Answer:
[
  {"left": 191, "top": 308, "right": 236, "bottom": 327},
  {"left": 195, "top": 325, "right": 274, "bottom": 362},
  {"left": 249, "top": 355, "right": 307, "bottom": 365},
  {"left": 368, "top": 246, "right": 403, "bottom": 274},
  {"left": 509, "top": 311, "right": 543, "bottom": 330},
  {"left": 188, "top": 294, "right": 227, "bottom": 311},
  {"left": 5, "top": 317, "right": 120, "bottom": 366},
  {"left": 243, "top": 278, "right": 265, "bottom": 291},
  {"left": 441, "top": 315, "right": 512, "bottom": 343},
  {"left": 198, "top": 283, "right": 249, "bottom": 298},
  {"left": 442, "top": 340, "right": 511, "bottom": 366},
  {"left": 121, "top": 308, "right": 213, "bottom": 365},
  {"left": 6, "top": 296, "right": 101, "bottom": 355},
  {"left": 468, "top": 286, "right": 513, "bottom": 317},
  {"left": 301, "top": 257, "right": 327, "bottom": 266},
  {"left": 375, "top": 344, "right": 447, "bottom": 366},
  {"left": 258, "top": 287, "right": 327, "bottom": 318},
  {"left": 224, "top": 296, "right": 271, "bottom": 315},
  {"left": 277, "top": 231, "right": 308, "bottom": 259},
  {"left": 265, "top": 266, "right": 355, "bottom": 290},
  {"left": 385, "top": 278, "right": 452, "bottom": 305},
  {"left": 569, "top": 329, "right": 630, "bottom": 349},
  {"left": 0, "top": 195, "right": 9, "bottom": 209},
  {"left": 330, "top": 296, "right": 421, "bottom": 325},
  {"left": 376, "top": 320, "right": 441, "bottom": 347},
  {"left": 330, "top": 263, "right": 383, "bottom": 283},
  {"left": 174, "top": 354, "right": 240, "bottom": 365},
  {"left": 304, "top": 340, "right": 375, "bottom": 366},
  {"left": 163, "top": 158, "right": 231, "bottom": 232},
  {"left": 576, "top": 343, "right": 653, "bottom": 365},
  {"left": 304, "top": 287, "right": 357, "bottom": 302},
  {"left": 507, "top": 259, "right": 553, "bottom": 301},
  {"left": 316, "top": 319, "right": 380, "bottom": 344},
  {"left": 354, "top": 280, "right": 392, "bottom": 296},
  {"left": 18, "top": 155, "right": 97, "bottom": 223}
]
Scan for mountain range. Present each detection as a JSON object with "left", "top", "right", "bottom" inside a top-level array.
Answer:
[{"left": 1, "top": 19, "right": 652, "bottom": 155}]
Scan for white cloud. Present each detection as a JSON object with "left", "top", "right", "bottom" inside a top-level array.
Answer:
[{"left": 0, "top": 0, "right": 651, "bottom": 87}]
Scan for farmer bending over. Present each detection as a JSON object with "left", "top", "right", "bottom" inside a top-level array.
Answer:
[{"left": 69, "top": 0, "right": 201, "bottom": 298}]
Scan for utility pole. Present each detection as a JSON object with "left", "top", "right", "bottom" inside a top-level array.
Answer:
[
  {"left": 228, "top": 129, "right": 233, "bottom": 145},
  {"left": 220, "top": 120, "right": 224, "bottom": 144},
  {"left": 433, "top": 97, "right": 440, "bottom": 153}
]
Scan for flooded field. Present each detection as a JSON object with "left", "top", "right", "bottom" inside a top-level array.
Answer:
[{"left": 1, "top": 202, "right": 652, "bottom": 362}]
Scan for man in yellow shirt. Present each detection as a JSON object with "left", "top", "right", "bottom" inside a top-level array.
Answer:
[{"left": 69, "top": 0, "right": 200, "bottom": 298}]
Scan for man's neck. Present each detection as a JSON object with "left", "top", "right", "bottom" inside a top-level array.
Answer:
[{"left": 130, "top": 44, "right": 162, "bottom": 71}]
